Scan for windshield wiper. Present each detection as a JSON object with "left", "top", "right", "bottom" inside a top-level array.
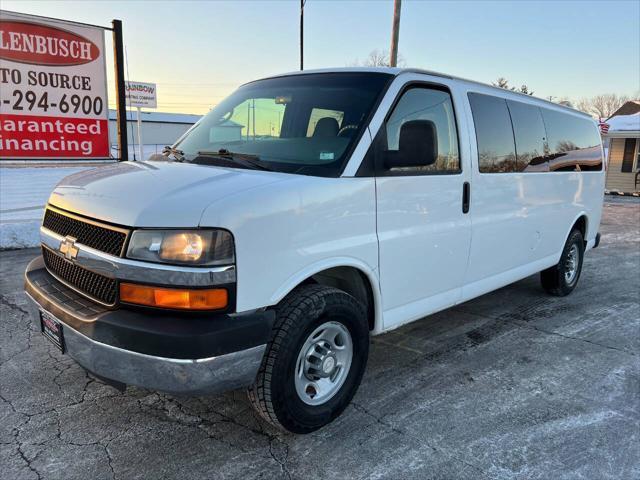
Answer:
[
  {"left": 195, "top": 149, "right": 273, "bottom": 171},
  {"left": 162, "top": 145, "right": 185, "bottom": 162}
]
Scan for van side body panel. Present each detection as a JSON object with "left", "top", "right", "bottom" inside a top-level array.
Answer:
[
  {"left": 199, "top": 175, "right": 383, "bottom": 330},
  {"left": 460, "top": 81, "right": 605, "bottom": 295}
]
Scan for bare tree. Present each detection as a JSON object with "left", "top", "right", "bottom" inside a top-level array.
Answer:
[
  {"left": 365, "top": 49, "right": 390, "bottom": 66},
  {"left": 492, "top": 77, "right": 534, "bottom": 95},
  {"left": 575, "top": 94, "right": 630, "bottom": 119},
  {"left": 493, "top": 77, "right": 510, "bottom": 89},
  {"left": 557, "top": 98, "right": 574, "bottom": 108},
  {"left": 351, "top": 49, "right": 406, "bottom": 67}
]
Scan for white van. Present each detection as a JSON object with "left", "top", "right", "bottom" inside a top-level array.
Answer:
[{"left": 25, "top": 68, "right": 605, "bottom": 433}]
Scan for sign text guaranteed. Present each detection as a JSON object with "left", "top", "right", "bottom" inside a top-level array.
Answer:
[{"left": 0, "top": 13, "right": 109, "bottom": 159}]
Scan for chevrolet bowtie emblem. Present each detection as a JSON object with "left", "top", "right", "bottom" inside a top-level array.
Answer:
[{"left": 59, "top": 236, "right": 79, "bottom": 261}]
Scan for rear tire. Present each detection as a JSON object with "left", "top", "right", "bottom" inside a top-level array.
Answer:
[
  {"left": 540, "top": 229, "right": 584, "bottom": 296},
  {"left": 248, "top": 284, "right": 369, "bottom": 434}
]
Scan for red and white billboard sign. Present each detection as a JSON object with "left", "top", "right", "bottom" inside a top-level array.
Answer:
[{"left": 0, "top": 11, "right": 109, "bottom": 159}]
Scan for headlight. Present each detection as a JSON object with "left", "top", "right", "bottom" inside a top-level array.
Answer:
[{"left": 126, "top": 229, "right": 234, "bottom": 266}]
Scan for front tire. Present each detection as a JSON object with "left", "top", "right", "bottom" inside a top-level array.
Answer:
[
  {"left": 248, "top": 284, "right": 369, "bottom": 434},
  {"left": 540, "top": 229, "right": 585, "bottom": 296}
]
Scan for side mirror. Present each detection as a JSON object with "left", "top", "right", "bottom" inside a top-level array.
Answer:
[{"left": 384, "top": 119, "right": 438, "bottom": 169}]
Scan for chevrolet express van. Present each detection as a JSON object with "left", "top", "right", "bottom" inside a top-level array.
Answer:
[{"left": 25, "top": 68, "right": 605, "bottom": 433}]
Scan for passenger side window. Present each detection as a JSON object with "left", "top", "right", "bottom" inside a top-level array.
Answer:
[
  {"left": 468, "top": 93, "right": 517, "bottom": 173},
  {"left": 381, "top": 87, "right": 460, "bottom": 173},
  {"left": 541, "top": 109, "right": 603, "bottom": 171},
  {"left": 507, "top": 100, "right": 548, "bottom": 172}
]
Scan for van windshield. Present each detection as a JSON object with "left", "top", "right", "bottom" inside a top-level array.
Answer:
[{"left": 172, "top": 72, "right": 393, "bottom": 177}]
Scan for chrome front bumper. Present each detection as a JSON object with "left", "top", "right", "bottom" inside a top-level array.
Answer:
[{"left": 25, "top": 257, "right": 272, "bottom": 395}]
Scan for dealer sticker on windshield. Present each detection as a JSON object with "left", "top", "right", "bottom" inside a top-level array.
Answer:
[{"left": 319, "top": 152, "right": 334, "bottom": 160}]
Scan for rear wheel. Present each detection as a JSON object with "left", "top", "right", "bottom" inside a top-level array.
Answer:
[
  {"left": 248, "top": 284, "right": 369, "bottom": 434},
  {"left": 540, "top": 229, "right": 585, "bottom": 296}
]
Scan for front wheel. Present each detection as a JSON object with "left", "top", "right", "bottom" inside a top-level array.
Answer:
[
  {"left": 248, "top": 284, "right": 369, "bottom": 434},
  {"left": 540, "top": 229, "right": 585, "bottom": 296}
]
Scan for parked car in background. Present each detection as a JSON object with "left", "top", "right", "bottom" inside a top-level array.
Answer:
[{"left": 25, "top": 68, "right": 605, "bottom": 433}]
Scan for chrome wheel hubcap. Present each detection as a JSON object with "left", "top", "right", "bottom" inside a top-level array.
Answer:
[
  {"left": 565, "top": 244, "right": 579, "bottom": 285},
  {"left": 294, "top": 321, "right": 353, "bottom": 406}
]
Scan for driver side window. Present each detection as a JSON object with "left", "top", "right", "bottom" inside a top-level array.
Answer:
[{"left": 384, "top": 86, "right": 460, "bottom": 173}]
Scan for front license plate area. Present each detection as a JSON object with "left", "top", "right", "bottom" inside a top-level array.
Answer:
[{"left": 40, "top": 310, "right": 65, "bottom": 353}]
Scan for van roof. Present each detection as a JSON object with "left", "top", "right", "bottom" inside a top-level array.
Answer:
[{"left": 250, "top": 67, "right": 591, "bottom": 119}]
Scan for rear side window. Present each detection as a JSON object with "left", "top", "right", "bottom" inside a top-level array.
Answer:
[
  {"left": 541, "top": 109, "right": 603, "bottom": 171},
  {"left": 468, "top": 93, "right": 516, "bottom": 173},
  {"left": 507, "top": 100, "right": 547, "bottom": 172}
]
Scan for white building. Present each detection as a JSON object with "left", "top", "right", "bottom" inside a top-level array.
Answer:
[
  {"left": 108, "top": 110, "right": 202, "bottom": 159},
  {"left": 603, "top": 110, "right": 640, "bottom": 193}
]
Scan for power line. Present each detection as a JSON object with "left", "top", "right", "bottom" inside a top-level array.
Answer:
[
  {"left": 155, "top": 93, "right": 229, "bottom": 98},
  {"left": 154, "top": 82, "right": 239, "bottom": 86},
  {"left": 107, "top": 102, "right": 215, "bottom": 106}
]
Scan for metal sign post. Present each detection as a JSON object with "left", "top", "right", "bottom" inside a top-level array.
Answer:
[
  {"left": 112, "top": 19, "right": 128, "bottom": 161},
  {"left": 137, "top": 107, "right": 143, "bottom": 161},
  {"left": 125, "top": 81, "right": 157, "bottom": 162}
]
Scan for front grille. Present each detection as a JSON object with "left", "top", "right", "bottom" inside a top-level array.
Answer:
[
  {"left": 43, "top": 208, "right": 127, "bottom": 257},
  {"left": 43, "top": 247, "right": 117, "bottom": 305}
]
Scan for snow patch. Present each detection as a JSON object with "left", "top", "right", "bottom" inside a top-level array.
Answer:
[
  {"left": 0, "top": 220, "right": 42, "bottom": 249},
  {"left": 607, "top": 112, "right": 640, "bottom": 132},
  {"left": 0, "top": 166, "right": 91, "bottom": 249}
]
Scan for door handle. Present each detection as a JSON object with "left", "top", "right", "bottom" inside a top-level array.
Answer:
[{"left": 462, "top": 182, "right": 470, "bottom": 214}]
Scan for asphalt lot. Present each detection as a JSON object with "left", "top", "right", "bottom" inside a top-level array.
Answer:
[{"left": 1, "top": 198, "right": 639, "bottom": 480}]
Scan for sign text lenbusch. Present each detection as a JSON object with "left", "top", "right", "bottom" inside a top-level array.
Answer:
[
  {"left": 125, "top": 81, "right": 157, "bottom": 109},
  {"left": 0, "top": 11, "right": 110, "bottom": 159}
]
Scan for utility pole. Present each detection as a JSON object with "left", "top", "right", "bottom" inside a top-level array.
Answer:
[
  {"left": 389, "top": 0, "right": 402, "bottom": 67},
  {"left": 300, "top": 0, "right": 305, "bottom": 70}
]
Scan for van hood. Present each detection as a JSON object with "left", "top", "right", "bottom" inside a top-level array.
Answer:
[{"left": 48, "top": 161, "right": 289, "bottom": 227}]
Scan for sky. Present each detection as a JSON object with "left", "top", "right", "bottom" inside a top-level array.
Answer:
[{"left": 3, "top": 0, "right": 639, "bottom": 115}]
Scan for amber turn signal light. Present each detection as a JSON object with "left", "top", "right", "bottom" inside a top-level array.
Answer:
[{"left": 120, "top": 283, "right": 228, "bottom": 310}]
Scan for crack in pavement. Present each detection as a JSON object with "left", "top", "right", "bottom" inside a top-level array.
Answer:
[
  {"left": 510, "top": 319, "right": 638, "bottom": 357},
  {"left": 351, "top": 402, "right": 404, "bottom": 435},
  {"left": 350, "top": 402, "right": 492, "bottom": 479},
  {"left": 2, "top": 348, "right": 123, "bottom": 480},
  {"left": 268, "top": 436, "right": 291, "bottom": 480},
  {"left": 458, "top": 308, "right": 639, "bottom": 358},
  {"left": 0, "top": 294, "right": 31, "bottom": 318},
  {"left": 146, "top": 394, "right": 296, "bottom": 478},
  {"left": 13, "top": 427, "right": 43, "bottom": 480}
]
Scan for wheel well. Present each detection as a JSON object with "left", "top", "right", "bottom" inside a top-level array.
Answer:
[
  {"left": 307, "top": 267, "right": 376, "bottom": 331},
  {"left": 572, "top": 215, "right": 588, "bottom": 243}
]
